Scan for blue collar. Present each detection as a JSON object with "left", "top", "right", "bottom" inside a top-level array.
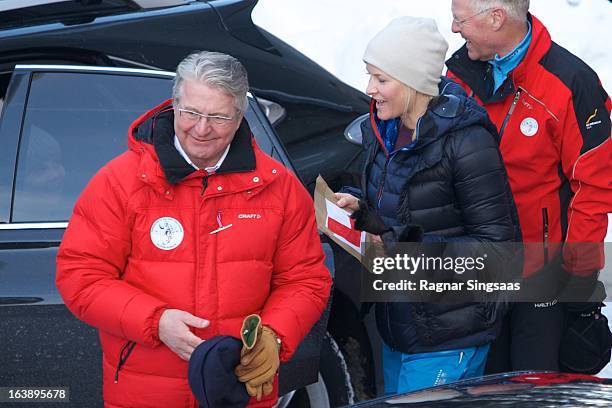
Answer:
[
  {"left": 488, "top": 21, "right": 532, "bottom": 93},
  {"left": 376, "top": 118, "right": 418, "bottom": 154}
]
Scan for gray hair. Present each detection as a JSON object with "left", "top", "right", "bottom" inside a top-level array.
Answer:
[
  {"left": 471, "top": 0, "right": 529, "bottom": 21},
  {"left": 173, "top": 51, "right": 249, "bottom": 114}
]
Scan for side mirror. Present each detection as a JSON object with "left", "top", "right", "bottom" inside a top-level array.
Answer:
[
  {"left": 343, "top": 113, "right": 369, "bottom": 146},
  {"left": 255, "top": 96, "right": 286, "bottom": 126}
]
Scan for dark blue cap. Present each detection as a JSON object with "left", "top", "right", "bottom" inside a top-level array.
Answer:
[{"left": 188, "top": 336, "right": 249, "bottom": 408}]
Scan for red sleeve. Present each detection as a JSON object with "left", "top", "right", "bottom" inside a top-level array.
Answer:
[
  {"left": 561, "top": 75, "right": 612, "bottom": 275},
  {"left": 260, "top": 174, "right": 332, "bottom": 361},
  {"left": 56, "top": 162, "right": 167, "bottom": 346}
]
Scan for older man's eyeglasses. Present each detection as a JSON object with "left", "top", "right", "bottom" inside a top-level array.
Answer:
[
  {"left": 177, "top": 108, "right": 236, "bottom": 126},
  {"left": 453, "top": 7, "right": 493, "bottom": 28}
]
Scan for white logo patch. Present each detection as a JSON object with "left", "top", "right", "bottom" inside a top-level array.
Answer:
[
  {"left": 238, "top": 213, "right": 262, "bottom": 219},
  {"left": 520, "top": 117, "right": 538, "bottom": 137},
  {"left": 150, "top": 217, "right": 184, "bottom": 250}
]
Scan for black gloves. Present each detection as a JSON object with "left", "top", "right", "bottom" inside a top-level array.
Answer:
[
  {"left": 350, "top": 200, "right": 424, "bottom": 243},
  {"left": 350, "top": 200, "right": 390, "bottom": 236}
]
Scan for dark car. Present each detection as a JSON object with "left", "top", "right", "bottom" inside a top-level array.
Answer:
[
  {"left": 0, "top": 1, "right": 385, "bottom": 407},
  {"left": 349, "top": 372, "right": 612, "bottom": 407}
]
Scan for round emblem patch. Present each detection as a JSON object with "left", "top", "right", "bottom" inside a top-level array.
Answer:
[
  {"left": 520, "top": 117, "right": 539, "bottom": 137},
  {"left": 150, "top": 217, "right": 184, "bottom": 250}
]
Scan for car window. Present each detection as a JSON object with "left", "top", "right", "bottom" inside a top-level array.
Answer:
[{"left": 12, "top": 72, "right": 172, "bottom": 222}]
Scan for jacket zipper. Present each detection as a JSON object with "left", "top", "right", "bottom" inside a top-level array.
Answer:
[
  {"left": 376, "top": 154, "right": 395, "bottom": 209},
  {"left": 195, "top": 188, "right": 203, "bottom": 340},
  {"left": 200, "top": 174, "right": 209, "bottom": 196},
  {"left": 499, "top": 90, "right": 521, "bottom": 138},
  {"left": 114, "top": 341, "right": 136, "bottom": 383},
  {"left": 542, "top": 208, "right": 549, "bottom": 265},
  {"left": 375, "top": 118, "right": 419, "bottom": 208}
]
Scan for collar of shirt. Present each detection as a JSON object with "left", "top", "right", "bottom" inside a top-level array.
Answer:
[
  {"left": 394, "top": 126, "right": 417, "bottom": 153},
  {"left": 173, "top": 135, "right": 231, "bottom": 174},
  {"left": 488, "top": 20, "right": 532, "bottom": 93}
]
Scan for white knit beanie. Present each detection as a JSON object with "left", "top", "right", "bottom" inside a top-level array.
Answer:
[{"left": 363, "top": 17, "right": 449, "bottom": 96}]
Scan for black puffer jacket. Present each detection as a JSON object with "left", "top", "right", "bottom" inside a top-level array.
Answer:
[{"left": 360, "top": 78, "right": 521, "bottom": 353}]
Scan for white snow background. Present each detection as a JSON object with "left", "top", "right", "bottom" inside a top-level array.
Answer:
[{"left": 252, "top": 0, "right": 612, "bottom": 377}]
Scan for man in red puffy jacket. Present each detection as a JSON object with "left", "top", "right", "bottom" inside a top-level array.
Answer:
[
  {"left": 56, "top": 51, "right": 332, "bottom": 407},
  {"left": 446, "top": 0, "right": 611, "bottom": 372}
]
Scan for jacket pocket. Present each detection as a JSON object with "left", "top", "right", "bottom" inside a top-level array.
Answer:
[
  {"left": 542, "top": 208, "right": 549, "bottom": 265},
  {"left": 114, "top": 340, "right": 136, "bottom": 383}
]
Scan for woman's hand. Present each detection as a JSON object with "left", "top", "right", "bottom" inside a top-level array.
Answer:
[{"left": 334, "top": 193, "right": 360, "bottom": 212}]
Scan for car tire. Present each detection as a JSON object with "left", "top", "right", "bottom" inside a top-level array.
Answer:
[{"left": 283, "top": 333, "right": 354, "bottom": 408}]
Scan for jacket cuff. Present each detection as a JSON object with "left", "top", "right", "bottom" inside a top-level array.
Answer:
[
  {"left": 150, "top": 307, "right": 168, "bottom": 344},
  {"left": 338, "top": 186, "right": 362, "bottom": 199},
  {"left": 260, "top": 321, "right": 289, "bottom": 361},
  {"left": 120, "top": 293, "right": 168, "bottom": 347}
]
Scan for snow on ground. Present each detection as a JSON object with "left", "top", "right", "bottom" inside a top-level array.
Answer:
[{"left": 252, "top": 0, "right": 612, "bottom": 377}]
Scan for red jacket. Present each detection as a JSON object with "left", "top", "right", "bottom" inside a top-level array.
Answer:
[
  {"left": 447, "top": 15, "right": 611, "bottom": 276},
  {"left": 56, "top": 100, "right": 332, "bottom": 407}
]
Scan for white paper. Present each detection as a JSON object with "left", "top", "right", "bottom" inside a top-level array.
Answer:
[
  {"left": 333, "top": 231, "right": 365, "bottom": 254},
  {"left": 324, "top": 198, "right": 352, "bottom": 228},
  {"left": 324, "top": 198, "right": 364, "bottom": 253}
]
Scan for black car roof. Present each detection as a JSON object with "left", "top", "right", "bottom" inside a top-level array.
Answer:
[{"left": 0, "top": 0, "right": 191, "bottom": 30}]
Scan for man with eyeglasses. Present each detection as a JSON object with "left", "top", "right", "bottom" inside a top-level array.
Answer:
[
  {"left": 56, "top": 50, "right": 331, "bottom": 407},
  {"left": 446, "top": 0, "right": 611, "bottom": 373}
]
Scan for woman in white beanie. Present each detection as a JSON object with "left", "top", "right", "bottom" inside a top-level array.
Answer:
[{"left": 335, "top": 17, "right": 521, "bottom": 394}]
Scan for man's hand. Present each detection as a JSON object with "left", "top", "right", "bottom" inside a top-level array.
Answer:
[
  {"left": 335, "top": 193, "right": 359, "bottom": 212},
  {"left": 158, "top": 309, "right": 209, "bottom": 361}
]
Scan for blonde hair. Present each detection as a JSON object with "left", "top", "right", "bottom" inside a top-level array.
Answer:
[{"left": 400, "top": 85, "right": 433, "bottom": 128}]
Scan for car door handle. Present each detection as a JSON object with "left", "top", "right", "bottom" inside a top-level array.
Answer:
[{"left": 0, "top": 297, "right": 44, "bottom": 305}]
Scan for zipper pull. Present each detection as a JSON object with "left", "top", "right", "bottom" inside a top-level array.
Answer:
[{"left": 499, "top": 90, "right": 521, "bottom": 138}]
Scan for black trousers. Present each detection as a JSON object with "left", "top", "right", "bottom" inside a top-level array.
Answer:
[{"left": 485, "top": 301, "right": 565, "bottom": 373}]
